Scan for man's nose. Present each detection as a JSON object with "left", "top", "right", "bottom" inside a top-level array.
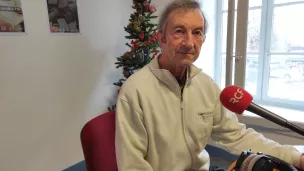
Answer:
[{"left": 182, "top": 33, "right": 194, "bottom": 48}]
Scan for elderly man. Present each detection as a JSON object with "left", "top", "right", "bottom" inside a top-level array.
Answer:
[{"left": 115, "top": 0, "right": 304, "bottom": 170}]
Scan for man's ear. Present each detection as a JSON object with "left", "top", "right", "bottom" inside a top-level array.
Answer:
[{"left": 156, "top": 31, "right": 166, "bottom": 46}]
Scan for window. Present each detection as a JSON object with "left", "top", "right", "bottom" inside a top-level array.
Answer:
[{"left": 216, "top": 0, "right": 304, "bottom": 121}]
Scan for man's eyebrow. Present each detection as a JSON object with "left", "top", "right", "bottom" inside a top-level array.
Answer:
[
  {"left": 172, "top": 24, "right": 186, "bottom": 29},
  {"left": 194, "top": 26, "right": 204, "bottom": 31},
  {"left": 172, "top": 25, "right": 204, "bottom": 31}
]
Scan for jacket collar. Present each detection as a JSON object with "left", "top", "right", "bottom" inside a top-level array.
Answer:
[{"left": 148, "top": 55, "right": 202, "bottom": 93}]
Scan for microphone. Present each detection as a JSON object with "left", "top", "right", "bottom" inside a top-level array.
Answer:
[{"left": 219, "top": 85, "right": 304, "bottom": 137}]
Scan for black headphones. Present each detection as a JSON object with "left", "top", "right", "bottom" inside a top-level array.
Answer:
[{"left": 231, "top": 150, "right": 300, "bottom": 171}]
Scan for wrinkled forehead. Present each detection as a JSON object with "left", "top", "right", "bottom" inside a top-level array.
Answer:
[{"left": 166, "top": 8, "right": 205, "bottom": 29}]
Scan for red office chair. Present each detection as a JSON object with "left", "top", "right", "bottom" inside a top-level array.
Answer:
[{"left": 80, "top": 110, "right": 118, "bottom": 171}]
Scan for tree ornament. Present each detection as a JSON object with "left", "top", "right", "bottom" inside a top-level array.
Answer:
[
  {"left": 139, "top": 32, "right": 145, "bottom": 40},
  {"left": 149, "top": 4, "right": 157, "bottom": 12},
  {"left": 143, "top": 2, "right": 149, "bottom": 10},
  {"left": 122, "top": 67, "right": 131, "bottom": 78},
  {"left": 138, "top": 15, "right": 145, "bottom": 22},
  {"left": 134, "top": 25, "right": 141, "bottom": 32}
]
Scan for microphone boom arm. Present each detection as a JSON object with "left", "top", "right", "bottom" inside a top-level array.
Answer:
[{"left": 247, "top": 103, "right": 304, "bottom": 137}]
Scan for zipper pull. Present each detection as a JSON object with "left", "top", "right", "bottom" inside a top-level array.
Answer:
[
  {"left": 198, "top": 113, "right": 206, "bottom": 122},
  {"left": 180, "top": 101, "right": 183, "bottom": 109}
]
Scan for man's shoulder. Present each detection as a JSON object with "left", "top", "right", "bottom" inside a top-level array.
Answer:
[
  {"left": 119, "top": 65, "right": 153, "bottom": 95},
  {"left": 192, "top": 70, "right": 221, "bottom": 94},
  {"left": 125, "top": 65, "right": 152, "bottom": 84},
  {"left": 195, "top": 71, "right": 217, "bottom": 85}
]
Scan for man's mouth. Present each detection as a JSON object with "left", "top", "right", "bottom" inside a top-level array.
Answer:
[{"left": 178, "top": 52, "right": 194, "bottom": 55}]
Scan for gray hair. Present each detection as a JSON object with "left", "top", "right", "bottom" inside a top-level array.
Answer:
[{"left": 158, "top": 0, "right": 208, "bottom": 38}]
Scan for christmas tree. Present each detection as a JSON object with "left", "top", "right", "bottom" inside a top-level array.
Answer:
[{"left": 108, "top": 0, "right": 160, "bottom": 111}]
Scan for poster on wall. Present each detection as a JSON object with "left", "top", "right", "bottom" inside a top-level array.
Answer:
[
  {"left": 0, "top": 0, "right": 25, "bottom": 33},
  {"left": 46, "top": 0, "right": 80, "bottom": 33}
]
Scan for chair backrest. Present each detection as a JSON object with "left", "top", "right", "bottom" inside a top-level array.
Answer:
[{"left": 80, "top": 110, "right": 118, "bottom": 171}]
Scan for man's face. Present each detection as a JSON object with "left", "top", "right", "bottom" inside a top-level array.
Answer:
[{"left": 157, "top": 8, "right": 205, "bottom": 67}]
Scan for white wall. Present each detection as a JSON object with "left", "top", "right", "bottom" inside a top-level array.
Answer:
[{"left": 0, "top": 0, "right": 132, "bottom": 170}]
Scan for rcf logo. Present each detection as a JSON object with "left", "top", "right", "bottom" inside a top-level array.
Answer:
[{"left": 229, "top": 88, "right": 243, "bottom": 104}]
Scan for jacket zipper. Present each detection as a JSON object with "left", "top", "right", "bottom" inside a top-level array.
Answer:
[{"left": 180, "top": 83, "right": 194, "bottom": 168}]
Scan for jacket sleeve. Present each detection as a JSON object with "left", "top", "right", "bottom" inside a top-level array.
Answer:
[
  {"left": 115, "top": 98, "right": 154, "bottom": 171},
  {"left": 210, "top": 91, "right": 302, "bottom": 168}
]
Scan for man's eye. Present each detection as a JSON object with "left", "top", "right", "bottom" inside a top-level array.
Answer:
[
  {"left": 194, "top": 30, "right": 203, "bottom": 36},
  {"left": 175, "top": 29, "right": 183, "bottom": 34}
]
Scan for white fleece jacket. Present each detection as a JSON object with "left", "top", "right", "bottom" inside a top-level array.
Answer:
[{"left": 115, "top": 56, "right": 302, "bottom": 171}]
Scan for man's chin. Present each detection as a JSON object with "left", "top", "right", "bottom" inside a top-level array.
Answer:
[{"left": 179, "top": 59, "right": 193, "bottom": 67}]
